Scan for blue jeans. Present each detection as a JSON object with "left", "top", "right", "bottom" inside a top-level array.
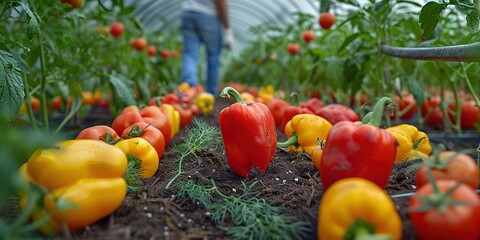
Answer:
[{"left": 181, "top": 11, "right": 223, "bottom": 96}]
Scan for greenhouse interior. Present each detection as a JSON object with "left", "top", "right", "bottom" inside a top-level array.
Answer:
[{"left": 1, "top": 0, "right": 480, "bottom": 239}]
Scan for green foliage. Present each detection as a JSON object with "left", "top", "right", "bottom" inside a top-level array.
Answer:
[
  {"left": 176, "top": 180, "right": 310, "bottom": 240},
  {"left": 420, "top": 2, "right": 447, "bottom": 39},
  {"left": 165, "top": 119, "right": 223, "bottom": 189},
  {"left": 0, "top": 50, "right": 24, "bottom": 120}
]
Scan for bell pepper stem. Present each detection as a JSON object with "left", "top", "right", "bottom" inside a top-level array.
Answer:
[
  {"left": 362, "top": 97, "right": 394, "bottom": 127},
  {"left": 219, "top": 87, "right": 246, "bottom": 104},
  {"left": 277, "top": 132, "right": 299, "bottom": 148}
]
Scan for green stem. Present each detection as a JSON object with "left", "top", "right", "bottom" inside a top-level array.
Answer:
[
  {"left": 277, "top": 132, "right": 298, "bottom": 148},
  {"left": 290, "top": 92, "right": 301, "bottom": 106},
  {"left": 461, "top": 63, "right": 480, "bottom": 107},
  {"left": 381, "top": 42, "right": 480, "bottom": 62},
  {"left": 219, "top": 86, "right": 246, "bottom": 104},
  {"left": 31, "top": 1, "right": 49, "bottom": 133},
  {"left": 22, "top": 74, "right": 38, "bottom": 131},
  {"left": 165, "top": 151, "right": 189, "bottom": 190},
  {"left": 362, "top": 97, "right": 393, "bottom": 127}
]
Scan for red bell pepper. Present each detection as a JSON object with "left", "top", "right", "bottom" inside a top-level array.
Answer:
[
  {"left": 280, "top": 93, "right": 313, "bottom": 133},
  {"left": 314, "top": 103, "right": 360, "bottom": 125},
  {"left": 218, "top": 87, "right": 277, "bottom": 178},
  {"left": 320, "top": 97, "right": 398, "bottom": 191},
  {"left": 266, "top": 98, "right": 290, "bottom": 127},
  {"left": 300, "top": 97, "right": 324, "bottom": 113}
]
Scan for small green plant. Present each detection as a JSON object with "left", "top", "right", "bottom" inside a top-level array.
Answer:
[
  {"left": 176, "top": 179, "right": 310, "bottom": 240},
  {"left": 165, "top": 119, "right": 222, "bottom": 189}
]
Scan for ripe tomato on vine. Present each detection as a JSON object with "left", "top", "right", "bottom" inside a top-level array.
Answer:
[{"left": 319, "top": 12, "right": 335, "bottom": 29}]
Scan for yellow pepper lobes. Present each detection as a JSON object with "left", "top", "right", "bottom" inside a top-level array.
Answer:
[
  {"left": 258, "top": 84, "right": 275, "bottom": 104},
  {"left": 277, "top": 114, "right": 332, "bottom": 154},
  {"left": 195, "top": 92, "right": 215, "bottom": 115},
  {"left": 19, "top": 139, "right": 129, "bottom": 235},
  {"left": 26, "top": 139, "right": 128, "bottom": 190},
  {"left": 115, "top": 137, "right": 159, "bottom": 178},
  {"left": 386, "top": 124, "right": 432, "bottom": 162},
  {"left": 318, "top": 178, "right": 402, "bottom": 240},
  {"left": 21, "top": 178, "right": 127, "bottom": 234},
  {"left": 160, "top": 103, "right": 180, "bottom": 138}
]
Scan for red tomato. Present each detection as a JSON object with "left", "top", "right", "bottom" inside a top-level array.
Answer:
[
  {"left": 139, "top": 106, "right": 172, "bottom": 144},
  {"left": 448, "top": 100, "right": 479, "bottom": 129},
  {"left": 421, "top": 96, "right": 444, "bottom": 127},
  {"left": 391, "top": 93, "right": 417, "bottom": 120},
  {"left": 319, "top": 12, "right": 335, "bottom": 29},
  {"left": 302, "top": 30, "right": 315, "bottom": 43},
  {"left": 76, "top": 125, "right": 120, "bottom": 142},
  {"left": 146, "top": 45, "right": 157, "bottom": 56},
  {"left": 170, "top": 50, "right": 179, "bottom": 58},
  {"left": 48, "top": 96, "right": 62, "bottom": 110},
  {"left": 122, "top": 122, "right": 166, "bottom": 158},
  {"left": 111, "top": 110, "right": 145, "bottom": 135},
  {"left": 287, "top": 43, "right": 299, "bottom": 55},
  {"left": 409, "top": 180, "right": 480, "bottom": 240},
  {"left": 160, "top": 50, "right": 170, "bottom": 59},
  {"left": 416, "top": 151, "right": 479, "bottom": 190},
  {"left": 110, "top": 22, "right": 124, "bottom": 38},
  {"left": 30, "top": 97, "right": 41, "bottom": 111},
  {"left": 98, "top": 98, "right": 110, "bottom": 109},
  {"left": 60, "top": 0, "right": 83, "bottom": 8},
  {"left": 132, "top": 37, "right": 147, "bottom": 51}
]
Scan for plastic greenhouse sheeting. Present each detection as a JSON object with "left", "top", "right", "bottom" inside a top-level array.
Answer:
[{"left": 124, "top": 0, "right": 320, "bottom": 53}]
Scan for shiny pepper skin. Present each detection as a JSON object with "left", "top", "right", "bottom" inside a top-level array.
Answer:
[
  {"left": 115, "top": 137, "right": 159, "bottom": 178},
  {"left": 195, "top": 92, "right": 215, "bottom": 115},
  {"left": 318, "top": 178, "right": 402, "bottom": 240},
  {"left": 26, "top": 139, "right": 128, "bottom": 189},
  {"left": 218, "top": 87, "right": 277, "bottom": 178}
]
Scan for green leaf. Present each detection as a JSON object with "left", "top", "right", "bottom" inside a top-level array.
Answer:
[
  {"left": 18, "top": 2, "right": 40, "bottom": 40},
  {"left": 338, "top": 32, "right": 367, "bottom": 53},
  {"left": 406, "top": 78, "right": 424, "bottom": 106},
  {"left": 325, "top": 57, "right": 344, "bottom": 90},
  {"left": 466, "top": 9, "right": 479, "bottom": 30},
  {"left": 0, "top": 50, "right": 24, "bottom": 120},
  {"left": 109, "top": 73, "right": 136, "bottom": 106},
  {"left": 419, "top": 2, "right": 447, "bottom": 39}
]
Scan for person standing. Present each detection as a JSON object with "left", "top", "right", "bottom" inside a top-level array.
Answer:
[{"left": 180, "top": 0, "right": 233, "bottom": 96}]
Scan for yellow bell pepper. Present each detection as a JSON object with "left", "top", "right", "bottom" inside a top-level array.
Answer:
[
  {"left": 386, "top": 124, "right": 432, "bottom": 162},
  {"left": 26, "top": 139, "right": 127, "bottom": 190},
  {"left": 21, "top": 178, "right": 127, "bottom": 234},
  {"left": 240, "top": 92, "right": 255, "bottom": 102},
  {"left": 195, "top": 92, "right": 215, "bottom": 115},
  {"left": 160, "top": 103, "right": 180, "bottom": 138},
  {"left": 20, "top": 139, "right": 129, "bottom": 234},
  {"left": 277, "top": 114, "right": 332, "bottom": 154},
  {"left": 258, "top": 84, "right": 275, "bottom": 104},
  {"left": 115, "top": 137, "right": 159, "bottom": 178},
  {"left": 178, "top": 82, "right": 190, "bottom": 92},
  {"left": 318, "top": 178, "right": 402, "bottom": 240}
]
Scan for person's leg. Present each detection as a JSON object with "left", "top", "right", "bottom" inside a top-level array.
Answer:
[
  {"left": 195, "top": 14, "right": 223, "bottom": 96},
  {"left": 181, "top": 11, "right": 201, "bottom": 87}
]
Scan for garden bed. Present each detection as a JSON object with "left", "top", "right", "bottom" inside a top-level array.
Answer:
[{"left": 9, "top": 98, "right": 479, "bottom": 240}]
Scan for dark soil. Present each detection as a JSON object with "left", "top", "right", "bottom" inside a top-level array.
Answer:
[{"left": 9, "top": 99, "right": 480, "bottom": 240}]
